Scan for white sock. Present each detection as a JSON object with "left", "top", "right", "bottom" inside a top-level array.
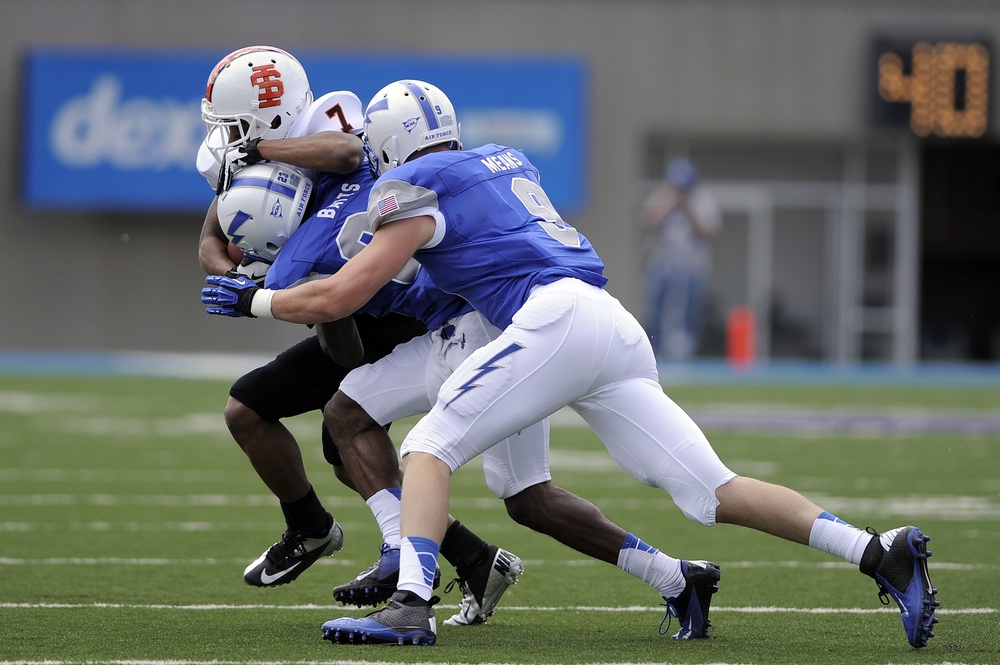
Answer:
[
  {"left": 617, "top": 533, "right": 685, "bottom": 599},
  {"left": 808, "top": 511, "right": 872, "bottom": 565},
  {"left": 398, "top": 536, "right": 439, "bottom": 601},
  {"left": 365, "top": 488, "right": 402, "bottom": 549}
]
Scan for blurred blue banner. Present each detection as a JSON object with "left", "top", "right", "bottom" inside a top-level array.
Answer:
[{"left": 21, "top": 48, "right": 586, "bottom": 213}]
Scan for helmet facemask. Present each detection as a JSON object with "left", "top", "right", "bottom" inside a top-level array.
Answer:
[
  {"left": 362, "top": 132, "right": 403, "bottom": 179},
  {"left": 202, "top": 103, "right": 275, "bottom": 164}
]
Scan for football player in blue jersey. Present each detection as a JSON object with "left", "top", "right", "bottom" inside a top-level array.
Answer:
[
  {"left": 198, "top": 54, "right": 688, "bottom": 626},
  {"left": 197, "top": 49, "right": 518, "bottom": 609},
  {"left": 253, "top": 126, "right": 707, "bottom": 628},
  {"left": 203, "top": 80, "right": 938, "bottom": 649},
  {"left": 263, "top": 158, "right": 526, "bottom": 621}
]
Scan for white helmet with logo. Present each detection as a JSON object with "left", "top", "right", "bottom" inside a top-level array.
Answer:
[
  {"left": 363, "top": 80, "right": 461, "bottom": 177},
  {"left": 216, "top": 162, "right": 314, "bottom": 263},
  {"left": 201, "top": 46, "right": 313, "bottom": 164}
]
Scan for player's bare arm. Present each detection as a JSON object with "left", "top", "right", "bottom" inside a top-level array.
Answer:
[
  {"left": 257, "top": 132, "right": 364, "bottom": 173},
  {"left": 269, "top": 215, "right": 436, "bottom": 324},
  {"left": 198, "top": 197, "right": 236, "bottom": 275}
]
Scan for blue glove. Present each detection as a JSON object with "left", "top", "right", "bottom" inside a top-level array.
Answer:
[{"left": 202, "top": 274, "right": 259, "bottom": 318}]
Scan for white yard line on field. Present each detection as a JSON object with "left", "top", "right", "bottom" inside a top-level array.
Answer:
[
  {"left": 0, "top": 557, "right": 993, "bottom": 572},
  {"left": 0, "top": 661, "right": 759, "bottom": 665},
  {"left": 2, "top": 492, "right": 998, "bottom": 519},
  {"left": 0, "top": 601, "right": 994, "bottom": 615}
]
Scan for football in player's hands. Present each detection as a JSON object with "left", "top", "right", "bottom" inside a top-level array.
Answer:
[{"left": 227, "top": 241, "right": 244, "bottom": 264}]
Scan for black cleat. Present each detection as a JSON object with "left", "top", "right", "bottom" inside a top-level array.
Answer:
[
  {"left": 243, "top": 516, "right": 343, "bottom": 587},
  {"left": 860, "top": 526, "right": 939, "bottom": 648},
  {"left": 660, "top": 560, "right": 721, "bottom": 639}
]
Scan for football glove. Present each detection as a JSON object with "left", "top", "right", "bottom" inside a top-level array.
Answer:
[
  {"left": 202, "top": 274, "right": 259, "bottom": 318},
  {"left": 215, "top": 137, "right": 265, "bottom": 195}
]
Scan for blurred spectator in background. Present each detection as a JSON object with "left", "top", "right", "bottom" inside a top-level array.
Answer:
[{"left": 640, "top": 157, "right": 721, "bottom": 361}]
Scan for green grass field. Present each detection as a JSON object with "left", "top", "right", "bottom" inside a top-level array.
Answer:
[{"left": 1, "top": 372, "right": 998, "bottom": 664}]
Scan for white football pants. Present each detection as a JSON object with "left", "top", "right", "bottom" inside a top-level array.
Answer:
[
  {"left": 401, "top": 278, "right": 736, "bottom": 526},
  {"left": 339, "top": 310, "right": 552, "bottom": 499}
]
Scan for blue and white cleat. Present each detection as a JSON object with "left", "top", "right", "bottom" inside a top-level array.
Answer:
[
  {"left": 860, "top": 526, "right": 939, "bottom": 648},
  {"left": 660, "top": 560, "right": 721, "bottom": 639},
  {"left": 322, "top": 592, "right": 437, "bottom": 646},
  {"left": 332, "top": 543, "right": 441, "bottom": 607}
]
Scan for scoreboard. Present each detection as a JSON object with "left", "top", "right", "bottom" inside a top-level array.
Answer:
[{"left": 871, "top": 35, "right": 992, "bottom": 139}]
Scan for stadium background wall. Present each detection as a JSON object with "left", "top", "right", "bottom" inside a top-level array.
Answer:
[{"left": 2, "top": 0, "right": 998, "bottom": 363}]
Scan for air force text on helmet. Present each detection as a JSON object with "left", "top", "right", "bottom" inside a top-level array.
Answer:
[
  {"left": 481, "top": 151, "right": 524, "bottom": 174},
  {"left": 424, "top": 129, "right": 456, "bottom": 142},
  {"left": 277, "top": 169, "right": 311, "bottom": 220},
  {"left": 296, "top": 182, "right": 312, "bottom": 219}
]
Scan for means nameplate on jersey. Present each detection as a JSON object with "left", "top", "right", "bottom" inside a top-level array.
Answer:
[{"left": 481, "top": 151, "right": 525, "bottom": 173}]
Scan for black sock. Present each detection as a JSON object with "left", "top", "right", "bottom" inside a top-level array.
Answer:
[
  {"left": 391, "top": 589, "right": 428, "bottom": 605},
  {"left": 859, "top": 533, "right": 883, "bottom": 577},
  {"left": 279, "top": 485, "right": 331, "bottom": 534},
  {"left": 439, "top": 520, "right": 491, "bottom": 577}
]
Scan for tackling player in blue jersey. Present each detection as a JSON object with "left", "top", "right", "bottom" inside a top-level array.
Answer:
[
  {"left": 203, "top": 80, "right": 939, "bottom": 649},
  {"left": 264, "top": 159, "right": 526, "bottom": 622},
  {"left": 196, "top": 49, "right": 520, "bottom": 615},
  {"left": 266, "top": 138, "right": 730, "bottom": 629}
]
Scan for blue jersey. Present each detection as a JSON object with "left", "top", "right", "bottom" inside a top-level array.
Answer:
[
  {"left": 368, "top": 144, "right": 607, "bottom": 328},
  {"left": 267, "top": 165, "right": 471, "bottom": 329}
]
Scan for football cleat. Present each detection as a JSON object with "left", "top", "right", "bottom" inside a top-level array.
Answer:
[
  {"left": 322, "top": 591, "right": 438, "bottom": 646},
  {"left": 860, "top": 526, "right": 939, "bottom": 648},
  {"left": 443, "top": 546, "right": 524, "bottom": 626},
  {"left": 333, "top": 544, "right": 440, "bottom": 607},
  {"left": 243, "top": 516, "right": 343, "bottom": 587},
  {"left": 660, "top": 560, "right": 721, "bottom": 639}
]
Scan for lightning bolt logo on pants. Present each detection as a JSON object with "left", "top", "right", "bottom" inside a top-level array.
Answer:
[{"left": 444, "top": 342, "right": 523, "bottom": 409}]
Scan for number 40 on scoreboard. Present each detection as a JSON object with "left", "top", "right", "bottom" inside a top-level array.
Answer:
[{"left": 871, "top": 34, "right": 992, "bottom": 139}]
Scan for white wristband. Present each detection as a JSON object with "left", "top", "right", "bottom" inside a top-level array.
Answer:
[{"left": 250, "top": 288, "right": 275, "bottom": 318}]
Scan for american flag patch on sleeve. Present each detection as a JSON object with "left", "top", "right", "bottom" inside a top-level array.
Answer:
[{"left": 377, "top": 194, "right": 399, "bottom": 216}]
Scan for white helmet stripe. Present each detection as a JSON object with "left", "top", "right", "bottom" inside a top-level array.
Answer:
[{"left": 229, "top": 175, "right": 298, "bottom": 199}]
